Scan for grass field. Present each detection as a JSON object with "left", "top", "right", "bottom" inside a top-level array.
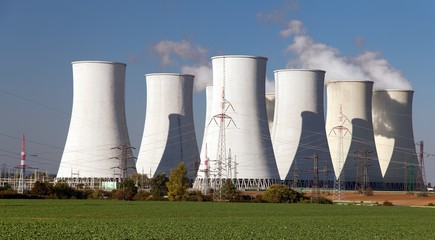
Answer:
[{"left": 0, "top": 200, "right": 434, "bottom": 239}]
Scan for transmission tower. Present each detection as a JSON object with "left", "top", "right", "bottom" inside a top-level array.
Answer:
[
  {"left": 15, "top": 134, "right": 36, "bottom": 194},
  {"left": 291, "top": 159, "right": 299, "bottom": 189},
  {"left": 354, "top": 145, "right": 371, "bottom": 195},
  {"left": 303, "top": 154, "right": 320, "bottom": 203},
  {"left": 329, "top": 105, "right": 351, "bottom": 201},
  {"left": 111, "top": 144, "right": 136, "bottom": 182},
  {"left": 320, "top": 160, "right": 333, "bottom": 190},
  {"left": 208, "top": 59, "right": 236, "bottom": 198},
  {"left": 198, "top": 144, "right": 211, "bottom": 195}
]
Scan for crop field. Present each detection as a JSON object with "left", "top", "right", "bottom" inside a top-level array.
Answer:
[{"left": 0, "top": 200, "right": 434, "bottom": 239}]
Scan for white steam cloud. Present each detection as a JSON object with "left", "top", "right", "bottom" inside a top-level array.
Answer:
[
  {"left": 265, "top": 76, "right": 275, "bottom": 93},
  {"left": 153, "top": 40, "right": 212, "bottom": 91},
  {"left": 282, "top": 20, "right": 412, "bottom": 90},
  {"left": 181, "top": 64, "right": 213, "bottom": 92}
]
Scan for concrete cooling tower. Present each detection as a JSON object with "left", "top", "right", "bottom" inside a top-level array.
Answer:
[
  {"left": 325, "top": 80, "right": 383, "bottom": 189},
  {"left": 136, "top": 73, "right": 200, "bottom": 179},
  {"left": 195, "top": 55, "right": 280, "bottom": 191},
  {"left": 372, "top": 90, "right": 422, "bottom": 190},
  {"left": 193, "top": 85, "right": 213, "bottom": 193},
  {"left": 57, "top": 61, "right": 135, "bottom": 188},
  {"left": 271, "top": 69, "right": 332, "bottom": 187},
  {"left": 265, "top": 93, "right": 275, "bottom": 133}
]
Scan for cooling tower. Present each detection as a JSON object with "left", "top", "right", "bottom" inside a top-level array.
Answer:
[
  {"left": 265, "top": 93, "right": 275, "bottom": 133},
  {"left": 196, "top": 86, "right": 214, "bottom": 178},
  {"left": 197, "top": 55, "right": 280, "bottom": 190},
  {"left": 271, "top": 69, "right": 332, "bottom": 185},
  {"left": 372, "top": 90, "right": 421, "bottom": 190},
  {"left": 192, "top": 86, "right": 213, "bottom": 192},
  {"left": 136, "top": 73, "right": 200, "bottom": 179},
  {"left": 325, "top": 80, "right": 383, "bottom": 189},
  {"left": 57, "top": 61, "right": 135, "bottom": 182}
]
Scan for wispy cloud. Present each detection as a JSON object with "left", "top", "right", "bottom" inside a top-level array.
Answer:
[
  {"left": 153, "top": 40, "right": 208, "bottom": 66},
  {"left": 256, "top": 0, "right": 300, "bottom": 25}
]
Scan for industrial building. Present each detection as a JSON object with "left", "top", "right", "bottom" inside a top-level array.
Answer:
[
  {"left": 194, "top": 55, "right": 280, "bottom": 191},
  {"left": 271, "top": 69, "right": 333, "bottom": 187},
  {"left": 136, "top": 73, "right": 200, "bottom": 179},
  {"left": 56, "top": 61, "right": 135, "bottom": 189}
]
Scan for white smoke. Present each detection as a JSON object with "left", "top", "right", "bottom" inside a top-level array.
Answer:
[
  {"left": 181, "top": 64, "right": 213, "bottom": 92},
  {"left": 355, "top": 51, "right": 412, "bottom": 90},
  {"left": 265, "top": 76, "right": 275, "bottom": 93},
  {"left": 282, "top": 20, "right": 412, "bottom": 90},
  {"left": 280, "top": 20, "right": 304, "bottom": 37}
]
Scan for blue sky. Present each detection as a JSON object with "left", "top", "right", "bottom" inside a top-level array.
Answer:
[{"left": 1, "top": 1, "right": 435, "bottom": 184}]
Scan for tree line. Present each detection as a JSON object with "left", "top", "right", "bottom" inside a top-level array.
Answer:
[{"left": 0, "top": 162, "right": 332, "bottom": 204}]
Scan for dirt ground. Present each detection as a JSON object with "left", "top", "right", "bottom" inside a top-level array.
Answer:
[{"left": 320, "top": 191, "right": 435, "bottom": 206}]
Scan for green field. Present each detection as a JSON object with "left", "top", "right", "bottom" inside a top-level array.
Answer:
[{"left": 0, "top": 200, "right": 434, "bottom": 239}]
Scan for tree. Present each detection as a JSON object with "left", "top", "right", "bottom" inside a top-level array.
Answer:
[
  {"left": 166, "top": 162, "right": 189, "bottom": 201},
  {"left": 129, "top": 173, "right": 150, "bottom": 190},
  {"left": 30, "top": 181, "right": 53, "bottom": 196},
  {"left": 150, "top": 173, "right": 168, "bottom": 199},
  {"left": 52, "top": 182, "right": 74, "bottom": 199},
  {"left": 114, "top": 179, "right": 138, "bottom": 200},
  {"left": 219, "top": 179, "right": 239, "bottom": 201},
  {"left": 262, "top": 184, "right": 304, "bottom": 203}
]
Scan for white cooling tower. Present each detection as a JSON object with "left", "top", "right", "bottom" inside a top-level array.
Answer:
[
  {"left": 372, "top": 90, "right": 421, "bottom": 189},
  {"left": 57, "top": 61, "right": 134, "bottom": 180},
  {"left": 196, "top": 86, "right": 214, "bottom": 179},
  {"left": 136, "top": 73, "right": 200, "bottom": 179},
  {"left": 272, "top": 69, "right": 332, "bottom": 183},
  {"left": 199, "top": 55, "right": 280, "bottom": 190},
  {"left": 265, "top": 93, "right": 275, "bottom": 133},
  {"left": 192, "top": 86, "right": 213, "bottom": 192},
  {"left": 325, "top": 80, "right": 383, "bottom": 188}
]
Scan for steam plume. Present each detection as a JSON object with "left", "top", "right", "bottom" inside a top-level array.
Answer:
[{"left": 282, "top": 20, "right": 412, "bottom": 90}]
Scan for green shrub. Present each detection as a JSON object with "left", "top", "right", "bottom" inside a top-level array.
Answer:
[
  {"left": 134, "top": 190, "right": 151, "bottom": 201},
  {"left": 310, "top": 196, "right": 333, "bottom": 204},
  {"left": 262, "top": 184, "right": 304, "bottom": 203}
]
